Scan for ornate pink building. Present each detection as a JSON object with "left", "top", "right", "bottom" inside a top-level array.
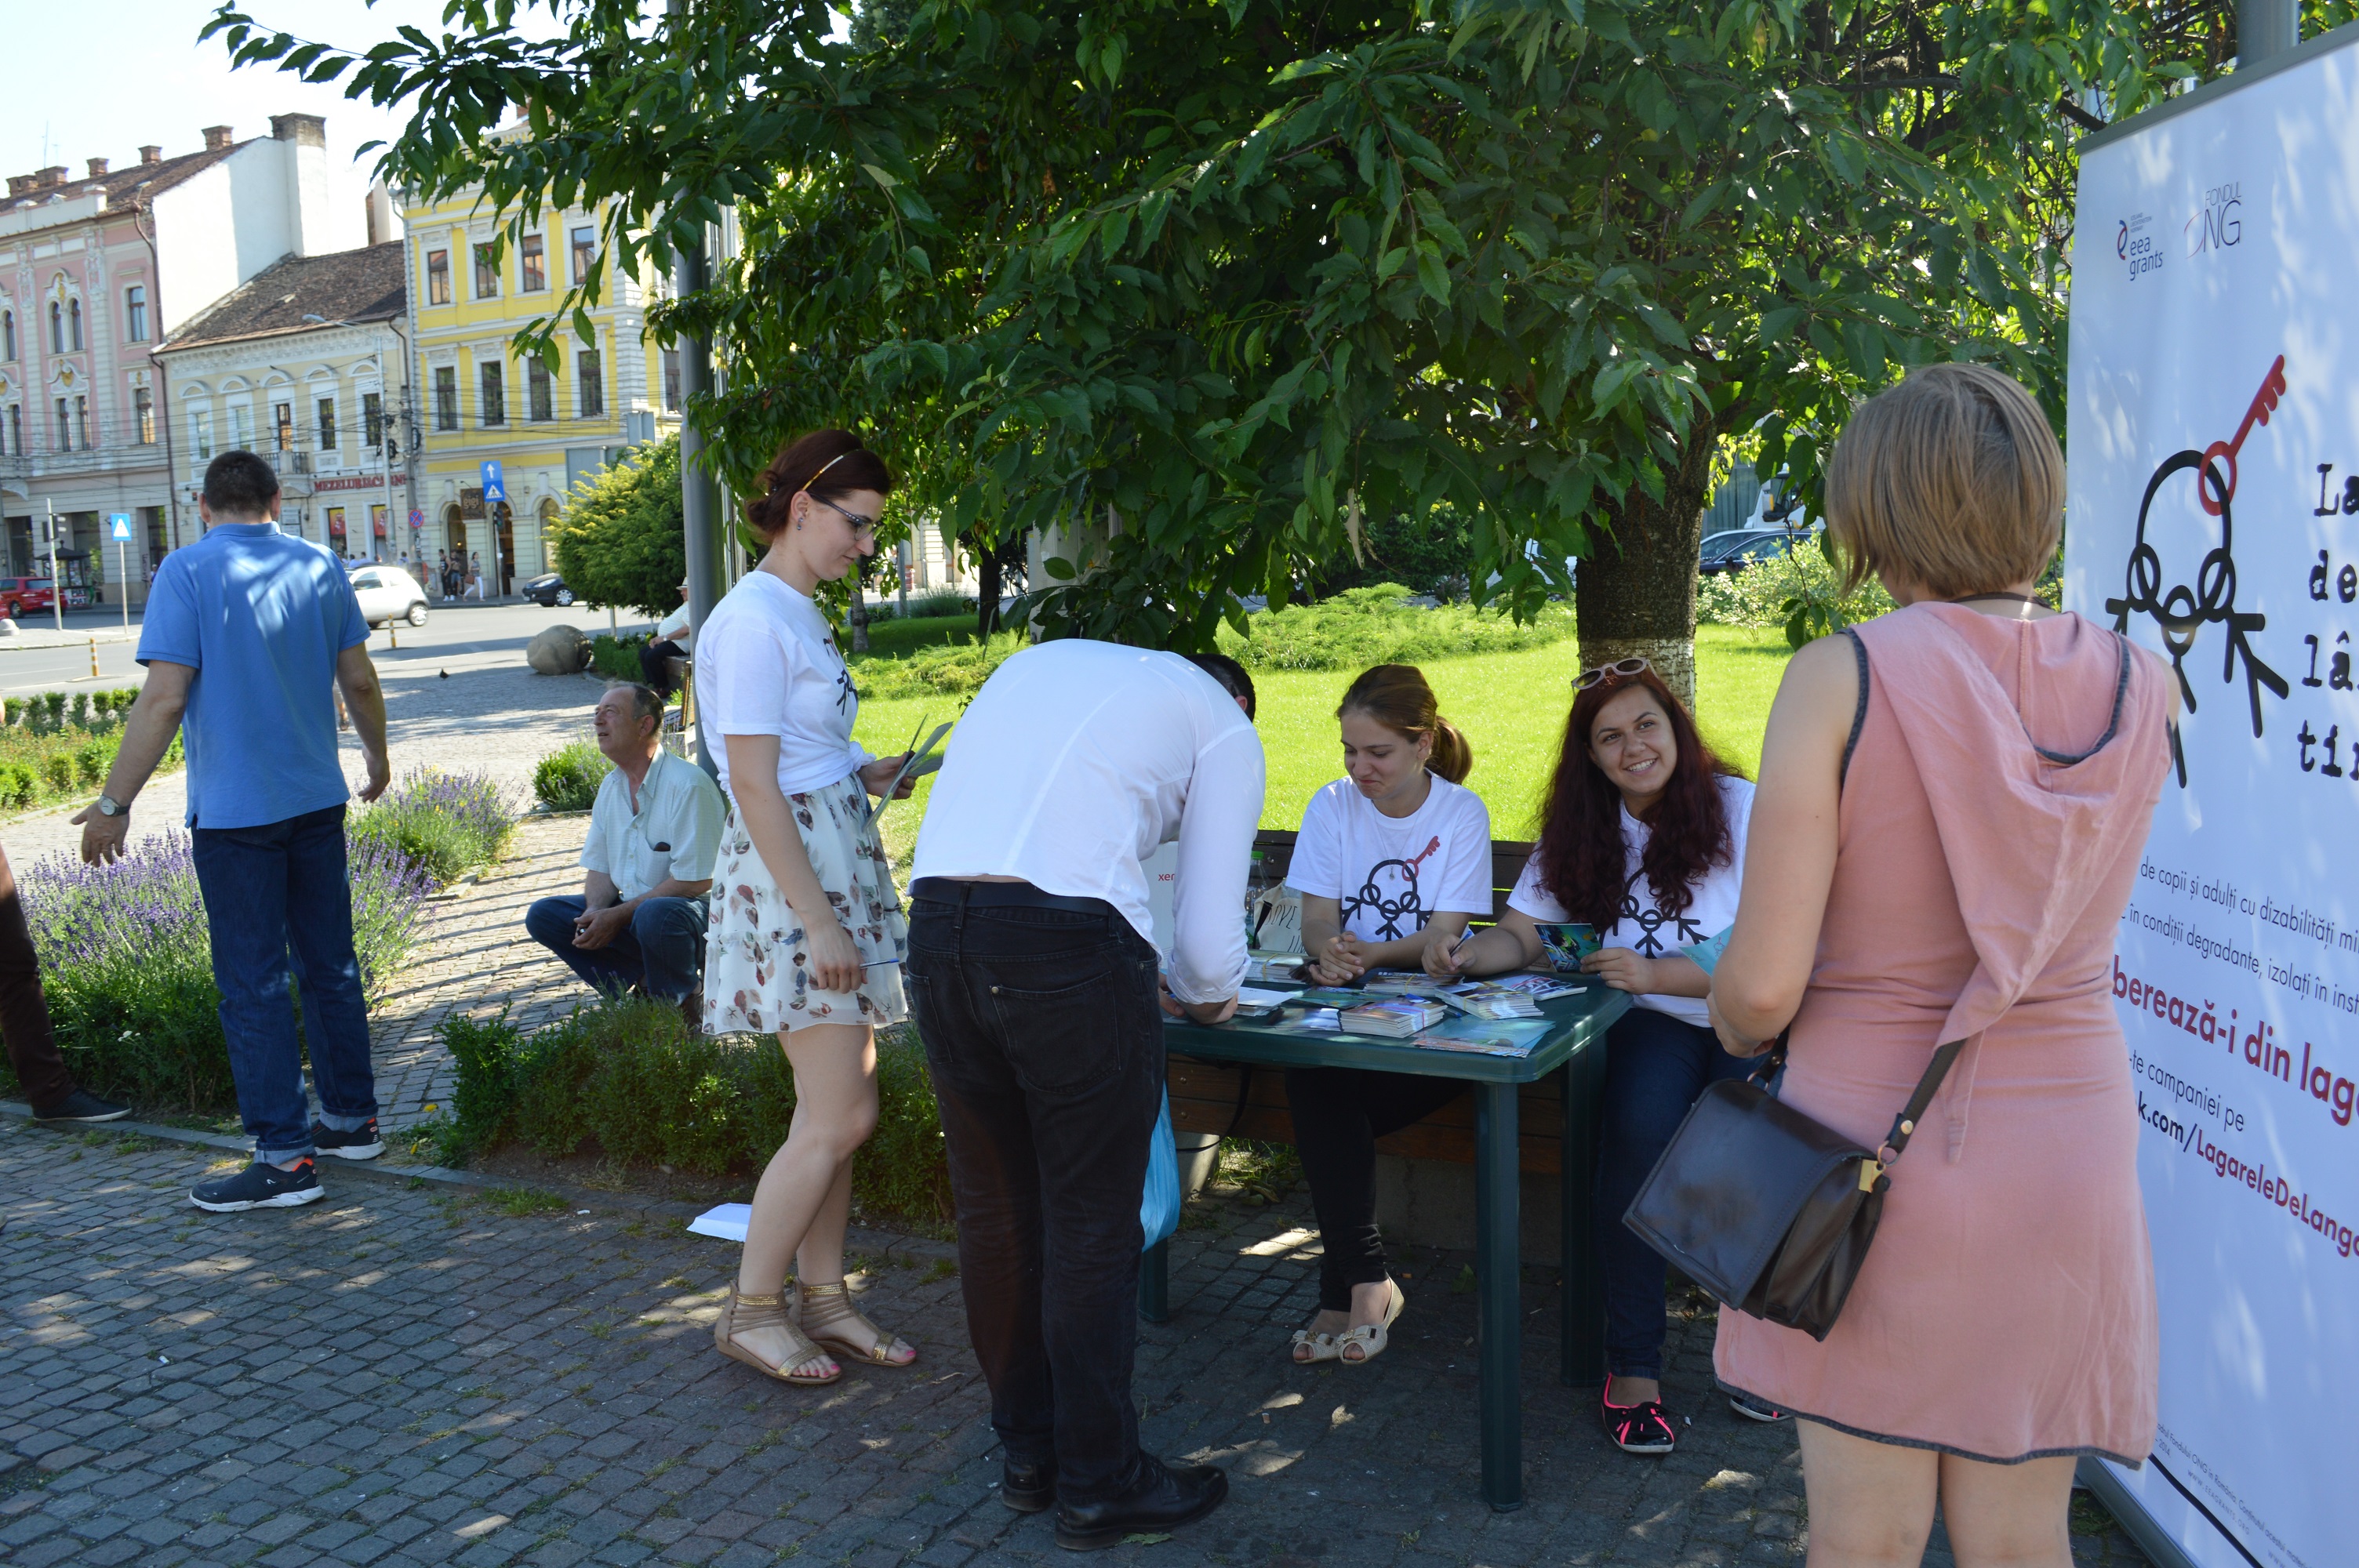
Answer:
[{"left": 0, "top": 116, "right": 365, "bottom": 605}]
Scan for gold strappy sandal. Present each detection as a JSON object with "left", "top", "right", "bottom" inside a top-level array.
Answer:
[
  {"left": 798, "top": 1279, "right": 918, "bottom": 1368},
  {"left": 714, "top": 1283, "right": 841, "bottom": 1385}
]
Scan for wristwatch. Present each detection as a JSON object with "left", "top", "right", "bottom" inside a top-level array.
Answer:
[{"left": 94, "top": 793, "right": 128, "bottom": 818}]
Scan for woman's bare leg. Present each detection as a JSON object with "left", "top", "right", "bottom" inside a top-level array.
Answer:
[
  {"left": 1797, "top": 1419, "right": 1939, "bottom": 1568},
  {"left": 1937, "top": 1450, "right": 2077, "bottom": 1568},
  {"left": 731, "top": 1021, "right": 879, "bottom": 1377}
]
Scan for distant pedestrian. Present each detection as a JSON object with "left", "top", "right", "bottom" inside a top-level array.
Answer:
[
  {"left": 642, "top": 580, "right": 692, "bottom": 697},
  {"left": 78, "top": 449, "right": 392, "bottom": 1214}
]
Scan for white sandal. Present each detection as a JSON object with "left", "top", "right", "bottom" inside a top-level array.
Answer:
[
  {"left": 1290, "top": 1327, "right": 1343, "bottom": 1363},
  {"left": 1336, "top": 1279, "right": 1406, "bottom": 1365}
]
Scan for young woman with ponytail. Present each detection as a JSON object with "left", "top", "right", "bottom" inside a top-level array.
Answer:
[
  {"left": 1431, "top": 660, "right": 1769, "bottom": 1454},
  {"left": 698, "top": 429, "right": 922, "bottom": 1388},
  {"left": 1281, "top": 663, "right": 1492, "bottom": 1367}
]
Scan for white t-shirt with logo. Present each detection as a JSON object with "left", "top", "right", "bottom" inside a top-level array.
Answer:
[
  {"left": 1287, "top": 775, "right": 1494, "bottom": 943},
  {"left": 1507, "top": 774, "right": 1754, "bottom": 1027},
  {"left": 696, "top": 571, "right": 873, "bottom": 797}
]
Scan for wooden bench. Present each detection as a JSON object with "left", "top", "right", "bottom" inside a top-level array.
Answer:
[{"left": 1167, "top": 828, "right": 1570, "bottom": 1174}]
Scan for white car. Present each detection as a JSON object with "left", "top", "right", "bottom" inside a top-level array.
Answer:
[{"left": 350, "top": 564, "right": 430, "bottom": 628}]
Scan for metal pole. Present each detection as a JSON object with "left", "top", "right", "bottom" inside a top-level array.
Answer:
[
  {"left": 1474, "top": 1080, "right": 1525, "bottom": 1512},
  {"left": 671, "top": 0, "right": 725, "bottom": 781},
  {"left": 118, "top": 536, "right": 127, "bottom": 630},
  {"left": 47, "top": 499, "right": 60, "bottom": 631},
  {"left": 2239, "top": 0, "right": 2299, "bottom": 67}
]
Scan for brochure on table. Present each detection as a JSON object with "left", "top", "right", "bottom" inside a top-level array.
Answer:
[{"left": 2067, "top": 35, "right": 2359, "bottom": 1567}]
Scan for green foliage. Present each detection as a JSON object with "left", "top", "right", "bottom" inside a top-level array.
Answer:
[
  {"left": 1698, "top": 541, "right": 1897, "bottom": 645},
  {"left": 1313, "top": 506, "right": 1478, "bottom": 601},
  {"left": 0, "top": 690, "right": 178, "bottom": 815},
  {"left": 439, "top": 997, "right": 951, "bottom": 1221},
  {"left": 533, "top": 737, "right": 614, "bottom": 812},
  {"left": 546, "top": 437, "right": 685, "bottom": 619},
  {"left": 348, "top": 768, "right": 519, "bottom": 887},
  {"left": 588, "top": 632, "right": 645, "bottom": 681},
  {"left": 1216, "top": 584, "right": 1573, "bottom": 671},
  {"left": 851, "top": 629, "right": 1028, "bottom": 702}
]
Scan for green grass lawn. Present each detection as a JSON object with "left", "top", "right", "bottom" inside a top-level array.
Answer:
[{"left": 850, "top": 622, "right": 1795, "bottom": 871}]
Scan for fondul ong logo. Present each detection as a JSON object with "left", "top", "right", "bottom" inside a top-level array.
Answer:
[
  {"left": 2186, "top": 181, "right": 2246, "bottom": 259},
  {"left": 2119, "top": 212, "right": 2164, "bottom": 280}
]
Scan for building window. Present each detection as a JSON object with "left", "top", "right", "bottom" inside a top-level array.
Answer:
[
  {"left": 135, "top": 387, "right": 154, "bottom": 445},
  {"left": 427, "top": 249, "right": 451, "bottom": 305},
  {"left": 521, "top": 233, "right": 546, "bottom": 292},
  {"left": 480, "top": 361, "right": 504, "bottom": 426},
  {"left": 146, "top": 506, "right": 168, "bottom": 563},
  {"left": 125, "top": 285, "right": 147, "bottom": 343},
  {"left": 571, "top": 226, "right": 595, "bottom": 285},
  {"left": 68, "top": 299, "right": 82, "bottom": 352},
  {"left": 49, "top": 303, "right": 63, "bottom": 354},
  {"left": 231, "top": 405, "right": 251, "bottom": 449},
  {"left": 54, "top": 397, "right": 69, "bottom": 450},
  {"left": 2, "top": 310, "right": 13, "bottom": 361},
  {"left": 2, "top": 405, "right": 16, "bottom": 456},
  {"left": 316, "top": 396, "right": 336, "bottom": 452},
  {"left": 662, "top": 347, "right": 680, "bottom": 410},
  {"left": 190, "top": 409, "right": 213, "bottom": 461},
  {"left": 74, "top": 395, "right": 89, "bottom": 449},
  {"left": 434, "top": 367, "right": 457, "bottom": 430},
  {"left": 528, "top": 357, "right": 553, "bottom": 421},
  {"left": 363, "top": 391, "right": 384, "bottom": 449},
  {"left": 474, "top": 244, "right": 500, "bottom": 299},
  {"left": 576, "top": 348, "right": 603, "bottom": 418},
  {"left": 274, "top": 402, "right": 293, "bottom": 450}
]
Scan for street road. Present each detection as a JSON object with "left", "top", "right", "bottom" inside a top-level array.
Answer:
[{"left": 0, "top": 601, "right": 659, "bottom": 696}]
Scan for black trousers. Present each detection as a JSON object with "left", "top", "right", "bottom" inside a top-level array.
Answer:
[
  {"left": 1285, "top": 1067, "right": 1466, "bottom": 1311},
  {"left": 0, "top": 843, "right": 73, "bottom": 1112},
  {"left": 906, "top": 894, "right": 1164, "bottom": 1505},
  {"left": 639, "top": 637, "right": 685, "bottom": 698}
]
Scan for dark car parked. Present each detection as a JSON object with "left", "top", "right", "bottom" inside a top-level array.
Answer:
[{"left": 522, "top": 572, "right": 576, "bottom": 608}]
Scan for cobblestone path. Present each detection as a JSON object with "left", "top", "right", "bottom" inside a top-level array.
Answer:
[{"left": 0, "top": 1120, "right": 2154, "bottom": 1568}]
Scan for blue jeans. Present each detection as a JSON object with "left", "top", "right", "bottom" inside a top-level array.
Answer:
[
  {"left": 1598, "top": 1005, "right": 1757, "bottom": 1380},
  {"left": 524, "top": 894, "right": 708, "bottom": 1002},
  {"left": 190, "top": 804, "right": 377, "bottom": 1163},
  {"left": 905, "top": 893, "right": 1165, "bottom": 1506}
]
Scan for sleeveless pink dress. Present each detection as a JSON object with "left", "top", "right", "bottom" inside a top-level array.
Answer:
[{"left": 1714, "top": 603, "right": 2172, "bottom": 1465}]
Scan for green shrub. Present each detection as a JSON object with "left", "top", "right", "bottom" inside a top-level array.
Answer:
[
  {"left": 348, "top": 768, "right": 518, "bottom": 886},
  {"left": 69, "top": 693, "right": 87, "bottom": 728},
  {"left": 852, "top": 629, "right": 1029, "bottom": 702},
  {"left": 1216, "top": 583, "right": 1576, "bottom": 671},
  {"left": 75, "top": 736, "right": 114, "bottom": 788},
  {"left": 1696, "top": 536, "right": 1896, "bottom": 643},
  {"left": 587, "top": 632, "right": 646, "bottom": 681},
  {"left": 533, "top": 737, "right": 612, "bottom": 812},
  {"left": 905, "top": 590, "right": 970, "bottom": 620},
  {"left": 0, "top": 764, "right": 35, "bottom": 808},
  {"left": 441, "top": 997, "right": 951, "bottom": 1221},
  {"left": 3, "top": 698, "right": 22, "bottom": 725},
  {"left": 42, "top": 692, "right": 64, "bottom": 727},
  {"left": 547, "top": 436, "right": 685, "bottom": 618},
  {"left": 42, "top": 753, "right": 73, "bottom": 793}
]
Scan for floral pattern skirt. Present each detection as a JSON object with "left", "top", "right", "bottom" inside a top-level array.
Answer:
[{"left": 704, "top": 773, "right": 909, "bottom": 1035}]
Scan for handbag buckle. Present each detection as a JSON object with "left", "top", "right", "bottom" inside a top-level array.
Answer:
[{"left": 1856, "top": 1158, "right": 1885, "bottom": 1193}]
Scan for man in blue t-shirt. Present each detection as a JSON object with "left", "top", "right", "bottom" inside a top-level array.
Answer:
[{"left": 78, "top": 450, "right": 392, "bottom": 1213}]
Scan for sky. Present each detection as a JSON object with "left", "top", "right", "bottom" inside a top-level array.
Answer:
[{"left": 0, "top": 1, "right": 554, "bottom": 222}]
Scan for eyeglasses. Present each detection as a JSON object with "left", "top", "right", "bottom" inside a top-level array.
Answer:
[
  {"left": 811, "top": 495, "right": 878, "bottom": 539},
  {"left": 1572, "top": 656, "right": 1651, "bottom": 691}
]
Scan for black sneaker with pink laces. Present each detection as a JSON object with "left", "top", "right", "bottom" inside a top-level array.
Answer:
[{"left": 1601, "top": 1386, "right": 1679, "bottom": 1454}]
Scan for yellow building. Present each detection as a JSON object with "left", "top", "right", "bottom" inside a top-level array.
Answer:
[{"left": 398, "top": 162, "right": 675, "bottom": 594}]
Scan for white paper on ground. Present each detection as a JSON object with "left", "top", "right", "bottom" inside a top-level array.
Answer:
[{"left": 687, "top": 1202, "right": 752, "bottom": 1243}]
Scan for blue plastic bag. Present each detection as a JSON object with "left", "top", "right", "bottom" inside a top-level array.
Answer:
[{"left": 1140, "top": 1090, "right": 1181, "bottom": 1249}]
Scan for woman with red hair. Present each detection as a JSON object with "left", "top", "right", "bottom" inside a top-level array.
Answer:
[{"left": 1434, "top": 659, "right": 1776, "bottom": 1454}]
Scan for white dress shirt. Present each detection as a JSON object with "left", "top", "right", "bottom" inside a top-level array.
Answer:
[
  {"left": 911, "top": 641, "right": 1266, "bottom": 1005},
  {"left": 582, "top": 748, "right": 728, "bottom": 902}
]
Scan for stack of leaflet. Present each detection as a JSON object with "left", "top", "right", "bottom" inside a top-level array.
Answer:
[
  {"left": 1438, "top": 982, "right": 1543, "bottom": 1020},
  {"left": 1339, "top": 997, "right": 1448, "bottom": 1037},
  {"left": 1492, "top": 973, "right": 1585, "bottom": 1002}
]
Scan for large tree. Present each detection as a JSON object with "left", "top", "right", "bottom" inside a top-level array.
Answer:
[{"left": 207, "top": 0, "right": 2314, "bottom": 694}]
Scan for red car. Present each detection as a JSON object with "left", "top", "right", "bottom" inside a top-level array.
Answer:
[{"left": 0, "top": 577, "right": 56, "bottom": 618}]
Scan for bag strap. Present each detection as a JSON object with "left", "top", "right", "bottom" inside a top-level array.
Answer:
[{"left": 1879, "top": 1039, "right": 1968, "bottom": 1164}]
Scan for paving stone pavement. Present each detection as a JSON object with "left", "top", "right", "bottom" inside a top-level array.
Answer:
[{"left": 0, "top": 1118, "right": 2155, "bottom": 1567}]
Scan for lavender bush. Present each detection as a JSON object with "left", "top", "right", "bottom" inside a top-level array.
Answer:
[
  {"left": 7, "top": 829, "right": 433, "bottom": 1111},
  {"left": 350, "top": 766, "right": 519, "bottom": 887}
]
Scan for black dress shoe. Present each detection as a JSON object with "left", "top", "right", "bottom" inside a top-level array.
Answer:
[
  {"left": 1001, "top": 1457, "right": 1055, "bottom": 1513},
  {"left": 31, "top": 1088, "right": 129, "bottom": 1123},
  {"left": 1053, "top": 1454, "right": 1227, "bottom": 1552}
]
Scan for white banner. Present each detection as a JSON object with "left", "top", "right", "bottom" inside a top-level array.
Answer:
[{"left": 2067, "top": 38, "right": 2359, "bottom": 1568}]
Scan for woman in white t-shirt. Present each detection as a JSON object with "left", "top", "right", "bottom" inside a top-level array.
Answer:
[
  {"left": 699, "top": 430, "right": 921, "bottom": 1391},
  {"left": 1285, "top": 664, "right": 1492, "bottom": 1367},
  {"left": 1434, "top": 659, "right": 1762, "bottom": 1455}
]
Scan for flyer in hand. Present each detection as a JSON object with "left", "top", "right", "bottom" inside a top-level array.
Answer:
[{"left": 867, "top": 719, "right": 953, "bottom": 824}]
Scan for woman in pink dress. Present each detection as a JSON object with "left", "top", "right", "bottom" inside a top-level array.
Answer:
[{"left": 1710, "top": 364, "right": 2174, "bottom": 1566}]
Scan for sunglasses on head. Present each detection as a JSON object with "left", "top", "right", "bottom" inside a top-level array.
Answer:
[{"left": 1572, "top": 656, "right": 1652, "bottom": 691}]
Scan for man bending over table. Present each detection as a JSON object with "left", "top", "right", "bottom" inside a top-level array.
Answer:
[
  {"left": 525, "top": 682, "right": 724, "bottom": 1025},
  {"left": 907, "top": 641, "right": 1263, "bottom": 1552}
]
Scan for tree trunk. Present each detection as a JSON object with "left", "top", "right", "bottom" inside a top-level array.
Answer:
[
  {"left": 1574, "top": 437, "right": 1718, "bottom": 711},
  {"left": 976, "top": 539, "right": 1002, "bottom": 638},
  {"left": 849, "top": 579, "right": 871, "bottom": 653}
]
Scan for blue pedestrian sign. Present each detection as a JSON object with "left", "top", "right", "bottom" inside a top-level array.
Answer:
[
  {"left": 479, "top": 459, "right": 507, "bottom": 505},
  {"left": 107, "top": 513, "right": 132, "bottom": 541}
]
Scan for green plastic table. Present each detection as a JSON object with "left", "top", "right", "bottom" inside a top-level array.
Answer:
[{"left": 1148, "top": 981, "right": 1630, "bottom": 1511}]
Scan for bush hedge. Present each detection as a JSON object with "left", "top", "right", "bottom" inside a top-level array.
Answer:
[
  {"left": 588, "top": 632, "right": 646, "bottom": 681},
  {"left": 0, "top": 687, "right": 182, "bottom": 815},
  {"left": 440, "top": 999, "right": 951, "bottom": 1221},
  {"left": 1217, "top": 583, "right": 1576, "bottom": 670},
  {"left": 533, "top": 738, "right": 612, "bottom": 812},
  {"left": 851, "top": 629, "right": 1029, "bottom": 702},
  {"left": 6, "top": 829, "right": 431, "bottom": 1111},
  {"left": 350, "top": 768, "right": 519, "bottom": 886}
]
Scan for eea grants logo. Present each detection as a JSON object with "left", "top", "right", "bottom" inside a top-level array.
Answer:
[{"left": 2117, "top": 212, "right": 2164, "bottom": 281}]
